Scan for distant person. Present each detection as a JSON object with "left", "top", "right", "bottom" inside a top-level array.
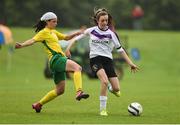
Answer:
[
  {"left": 0, "top": 24, "right": 13, "bottom": 45},
  {"left": 132, "top": 5, "right": 144, "bottom": 30},
  {"left": 15, "top": 12, "right": 89, "bottom": 113},
  {"left": 66, "top": 8, "right": 139, "bottom": 116}
]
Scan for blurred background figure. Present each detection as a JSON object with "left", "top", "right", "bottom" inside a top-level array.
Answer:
[
  {"left": 131, "top": 5, "right": 144, "bottom": 30},
  {"left": 0, "top": 23, "right": 13, "bottom": 49},
  {"left": 0, "top": 23, "right": 14, "bottom": 71}
]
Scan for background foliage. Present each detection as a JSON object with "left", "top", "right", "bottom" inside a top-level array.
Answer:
[{"left": 1, "top": 0, "right": 180, "bottom": 30}]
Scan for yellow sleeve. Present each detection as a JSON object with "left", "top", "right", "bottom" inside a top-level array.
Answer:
[
  {"left": 54, "top": 30, "right": 66, "bottom": 40},
  {"left": 33, "top": 30, "right": 46, "bottom": 42}
]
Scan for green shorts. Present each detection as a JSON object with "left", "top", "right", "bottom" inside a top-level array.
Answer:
[{"left": 50, "top": 54, "right": 67, "bottom": 84}]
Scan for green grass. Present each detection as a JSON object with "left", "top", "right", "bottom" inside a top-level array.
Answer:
[{"left": 0, "top": 28, "right": 180, "bottom": 123}]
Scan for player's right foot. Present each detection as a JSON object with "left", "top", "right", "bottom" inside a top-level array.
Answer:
[
  {"left": 76, "top": 91, "right": 89, "bottom": 101},
  {"left": 100, "top": 109, "right": 108, "bottom": 116},
  {"left": 32, "top": 102, "right": 42, "bottom": 113},
  {"left": 108, "top": 84, "right": 121, "bottom": 97}
]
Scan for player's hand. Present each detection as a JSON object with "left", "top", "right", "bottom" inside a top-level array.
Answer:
[
  {"left": 15, "top": 42, "right": 23, "bottom": 49},
  {"left": 65, "top": 50, "right": 71, "bottom": 58},
  {"left": 130, "top": 63, "right": 139, "bottom": 73},
  {"left": 78, "top": 26, "right": 87, "bottom": 34}
]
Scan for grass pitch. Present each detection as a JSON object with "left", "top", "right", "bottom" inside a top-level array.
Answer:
[{"left": 0, "top": 28, "right": 180, "bottom": 123}]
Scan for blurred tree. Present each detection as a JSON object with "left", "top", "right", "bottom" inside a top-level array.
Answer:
[
  {"left": 0, "top": 0, "right": 180, "bottom": 30},
  {"left": 107, "top": 0, "right": 134, "bottom": 29},
  {"left": 0, "top": 0, "right": 6, "bottom": 24}
]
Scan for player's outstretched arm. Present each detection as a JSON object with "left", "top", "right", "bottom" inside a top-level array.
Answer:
[
  {"left": 15, "top": 39, "right": 35, "bottom": 49},
  {"left": 120, "top": 50, "right": 139, "bottom": 73},
  {"left": 65, "top": 32, "right": 86, "bottom": 58},
  {"left": 65, "top": 39, "right": 77, "bottom": 58},
  {"left": 64, "top": 27, "right": 86, "bottom": 41}
]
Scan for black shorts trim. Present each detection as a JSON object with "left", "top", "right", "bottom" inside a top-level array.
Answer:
[{"left": 90, "top": 56, "right": 117, "bottom": 78}]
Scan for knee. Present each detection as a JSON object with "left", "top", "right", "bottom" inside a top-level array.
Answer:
[
  {"left": 75, "top": 65, "right": 82, "bottom": 72},
  {"left": 102, "top": 80, "right": 109, "bottom": 86},
  {"left": 56, "top": 88, "right": 65, "bottom": 95}
]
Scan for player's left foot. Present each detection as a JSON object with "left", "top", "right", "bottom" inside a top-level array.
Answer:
[
  {"left": 76, "top": 91, "right": 89, "bottom": 101},
  {"left": 113, "top": 91, "right": 121, "bottom": 97},
  {"left": 108, "top": 84, "right": 121, "bottom": 97}
]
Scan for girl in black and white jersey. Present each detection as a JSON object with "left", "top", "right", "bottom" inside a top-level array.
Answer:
[{"left": 66, "top": 8, "right": 139, "bottom": 116}]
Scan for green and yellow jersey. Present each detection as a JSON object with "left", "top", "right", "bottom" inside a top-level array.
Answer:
[{"left": 33, "top": 27, "right": 66, "bottom": 60}]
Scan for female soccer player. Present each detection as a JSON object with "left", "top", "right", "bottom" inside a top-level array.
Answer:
[
  {"left": 15, "top": 12, "right": 89, "bottom": 113},
  {"left": 66, "top": 8, "right": 139, "bottom": 116}
]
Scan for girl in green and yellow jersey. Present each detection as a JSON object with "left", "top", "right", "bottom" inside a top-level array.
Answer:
[{"left": 15, "top": 12, "right": 89, "bottom": 113}]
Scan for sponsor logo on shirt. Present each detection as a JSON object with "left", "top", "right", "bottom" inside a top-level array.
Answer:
[{"left": 92, "top": 40, "right": 109, "bottom": 44}]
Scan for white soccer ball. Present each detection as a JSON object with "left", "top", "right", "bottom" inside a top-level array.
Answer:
[{"left": 128, "top": 102, "right": 143, "bottom": 116}]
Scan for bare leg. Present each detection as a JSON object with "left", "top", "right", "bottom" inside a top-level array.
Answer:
[
  {"left": 109, "top": 77, "right": 120, "bottom": 92},
  {"left": 32, "top": 81, "right": 65, "bottom": 113},
  {"left": 56, "top": 80, "right": 65, "bottom": 95},
  {"left": 108, "top": 77, "right": 121, "bottom": 97},
  {"left": 96, "top": 68, "right": 109, "bottom": 96},
  {"left": 96, "top": 68, "right": 109, "bottom": 116},
  {"left": 65, "top": 59, "right": 89, "bottom": 101},
  {"left": 66, "top": 59, "right": 82, "bottom": 72}
]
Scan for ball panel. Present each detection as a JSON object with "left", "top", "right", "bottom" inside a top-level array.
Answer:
[
  {"left": 128, "top": 106, "right": 138, "bottom": 116},
  {"left": 130, "top": 104, "right": 139, "bottom": 114}
]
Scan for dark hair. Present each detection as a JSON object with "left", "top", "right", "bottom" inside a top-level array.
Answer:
[
  {"left": 34, "top": 20, "right": 46, "bottom": 32},
  {"left": 108, "top": 14, "right": 115, "bottom": 32},
  {"left": 92, "top": 8, "right": 115, "bottom": 32}
]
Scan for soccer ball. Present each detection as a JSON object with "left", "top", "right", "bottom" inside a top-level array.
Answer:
[{"left": 128, "top": 102, "right": 143, "bottom": 116}]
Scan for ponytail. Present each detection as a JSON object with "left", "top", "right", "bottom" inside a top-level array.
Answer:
[
  {"left": 108, "top": 14, "right": 116, "bottom": 32},
  {"left": 34, "top": 20, "right": 46, "bottom": 32}
]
